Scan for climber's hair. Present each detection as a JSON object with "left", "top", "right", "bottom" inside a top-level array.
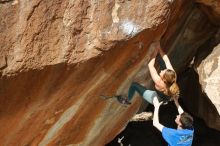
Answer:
[
  {"left": 180, "top": 112, "right": 194, "bottom": 129},
  {"left": 163, "top": 69, "right": 180, "bottom": 99}
]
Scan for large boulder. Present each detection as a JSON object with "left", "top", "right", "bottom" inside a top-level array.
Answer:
[
  {"left": 197, "top": 44, "right": 220, "bottom": 114},
  {"left": 195, "top": 44, "right": 220, "bottom": 129}
]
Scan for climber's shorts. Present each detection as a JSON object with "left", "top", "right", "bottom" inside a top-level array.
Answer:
[{"left": 142, "top": 90, "right": 162, "bottom": 104}]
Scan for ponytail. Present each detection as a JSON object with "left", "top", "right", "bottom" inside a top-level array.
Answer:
[
  {"left": 163, "top": 69, "right": 179, "bottom": 100},
  {"left": 169, "top": 82, "right": 180, "bottom": 100}
]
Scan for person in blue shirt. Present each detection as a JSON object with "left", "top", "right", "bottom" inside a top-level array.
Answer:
[{"left": 152, "top": 96, "right": 194, "bottom": 146}]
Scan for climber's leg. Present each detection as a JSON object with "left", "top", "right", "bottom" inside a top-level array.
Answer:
[
  {"left": 127, "top": 82, "right": 160, "bottom": 105},
  {"left": 113, "top": 82, "right": 160, "bottom": 105},
  {"left": 127, "top": 82, "right": 147, "bottom": 101},
  {"left": 127, "top": 81, "right": 162, "bottom": 104}
]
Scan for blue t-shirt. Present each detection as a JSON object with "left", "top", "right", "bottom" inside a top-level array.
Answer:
[{"left": 162, "top": 127, "right": 194, "bottom": 146}]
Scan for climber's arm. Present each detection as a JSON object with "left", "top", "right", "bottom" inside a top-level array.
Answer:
[
  {"left": 148, "top": 46, "right": 161, "bottom": 84},
  {"left": 173, "top": 98, "right": 184, "bottom": 114},
  {"left": 153, "top": 97, "right": 164, "bottom": 132},
  {"left": 157, "top": 42, "right": 174, "bottom": 71},
  {"left": 148, "top": 58, "right": 161, "bottom": 83}
]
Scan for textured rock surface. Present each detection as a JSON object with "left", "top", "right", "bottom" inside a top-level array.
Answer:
[
  {"left": 197, "top": 44, "right": 220, "bottom": 114},
  {"left": 0, "top": 0, "right": 169, "bottom": 76}
]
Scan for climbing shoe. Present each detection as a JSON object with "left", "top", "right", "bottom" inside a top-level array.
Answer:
[{"left": 115, "top": 95, "right": 131, "bottom": 105}]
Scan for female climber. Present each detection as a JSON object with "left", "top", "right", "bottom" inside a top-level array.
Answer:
[{"left": 117, "top": 41, "right": 180, "bottom": 105}]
